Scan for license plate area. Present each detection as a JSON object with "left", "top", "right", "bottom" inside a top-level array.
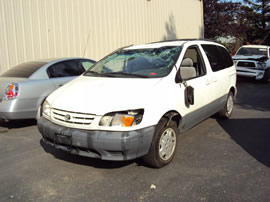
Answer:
[{"left": 54, "top": 133, "right": 72, "bottom": 147}]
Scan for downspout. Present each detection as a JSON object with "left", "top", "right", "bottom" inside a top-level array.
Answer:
[{"left": 200, "top": 0, "right": 204, "bottom": 38}]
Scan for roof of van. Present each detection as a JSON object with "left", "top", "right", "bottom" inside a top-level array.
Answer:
[{"left": 125, "top": 39, "right": 218, "bottom": 50}]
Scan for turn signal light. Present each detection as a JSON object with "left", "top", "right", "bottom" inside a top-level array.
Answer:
[{"left": 121, "top": 115, "right": 134, "bottom": 127}]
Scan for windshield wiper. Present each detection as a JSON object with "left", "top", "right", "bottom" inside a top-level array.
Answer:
[{"left": 103, "top": 72, "right": 150, "bottom": 78}]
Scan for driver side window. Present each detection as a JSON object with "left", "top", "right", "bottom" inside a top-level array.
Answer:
[{"left": 180, "top": 46, "right": 206, "bottom": 80}]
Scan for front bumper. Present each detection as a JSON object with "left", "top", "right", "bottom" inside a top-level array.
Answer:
[
  {"left": 236, "top": 67, "right": 264, "bottom": 80},
  {"left": 38, "top": 117, "right": 156, "bottom": 161}
]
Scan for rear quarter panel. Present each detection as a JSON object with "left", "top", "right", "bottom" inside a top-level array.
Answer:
[{"left": 17, "top": 79, "right": 56, "bottom": 111}]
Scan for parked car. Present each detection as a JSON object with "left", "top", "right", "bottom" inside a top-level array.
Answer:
[
  {"left": 0, "top": 58, "right": 96, "bottom": 121},
  {"left": 232, "top": 45, "right": 270, "bottom": 82},
  {"left": 38, "top": 40, "right": 236, "bottom": 168}
]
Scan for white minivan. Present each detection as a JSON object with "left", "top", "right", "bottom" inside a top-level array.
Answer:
[{"left": 38, "top": 40, "right": 236, "bottom": 168}]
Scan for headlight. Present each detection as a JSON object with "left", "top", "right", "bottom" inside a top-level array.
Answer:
[
  {"left": 99, "top": 109, "right": 144, "bottom": 127},
  {"left": 42, "top": 100, "right": 51, "bottom": 118},
  {"left": 257, "top": 62, "right": 266, "bottom": 69}
]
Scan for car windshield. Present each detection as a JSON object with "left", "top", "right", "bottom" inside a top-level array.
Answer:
[
  {"left": 0, "top": 61, "right": 47, "bottom": 78},
  {"left": 84, "top": 46, "right": 182, "bottom": 78},
  {"left": 236, "top": 47, "right": 267, "bottom": 56}
]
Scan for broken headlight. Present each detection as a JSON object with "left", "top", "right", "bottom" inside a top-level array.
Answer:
[
  {"left": 99, "top": 109, "right": 144, "bottom": 127},
  {"left": 257, "top": 62, "right": 266, "bottom": 70}
]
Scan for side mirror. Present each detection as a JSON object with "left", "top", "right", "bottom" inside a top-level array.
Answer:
[{"left": 180, "top": 66, "right": 196, "bottom": 80}]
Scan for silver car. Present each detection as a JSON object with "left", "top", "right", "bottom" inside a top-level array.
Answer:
[{"left": 0, "top": 58, "right": 95, "bottom": 121}]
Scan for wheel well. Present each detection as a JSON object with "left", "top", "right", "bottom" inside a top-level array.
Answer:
[
  {"left": 229, "top": 87, "right": 236, "bottom": 96},
  {"left": 162, "top": 111, "right": 182, "bottom": 128}
]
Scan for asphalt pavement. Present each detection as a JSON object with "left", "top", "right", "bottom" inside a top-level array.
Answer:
[{"left": 0, "top": 78, "right": 269, "bottom": 202}]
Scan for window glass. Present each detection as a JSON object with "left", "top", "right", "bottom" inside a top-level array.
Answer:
[
  {"left": 47, "top": 60, "right": 85, "bottom": 78},
  {"left": 0, "top": 62, "right": 47, "bottom": 78},
  {"left": 218, "top": 46, "right": 233, "bottom": 68},
  {"left": 202, "top": 45, "right": 225, "bottom": 72},
  {"left": 81, "top": 60, "right": 95, "bottom": 71},
  {"left": 236, "top": 47, "right": 267, "bottom": 56},
  {"left": 181, "top": 46, "right": 206, "bottom": 78},
  {"left": 84, "top": 46, "right": 182, "bottom": 78}
]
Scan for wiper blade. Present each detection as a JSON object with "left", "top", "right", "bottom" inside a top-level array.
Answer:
[{"left": 103, "top": 72, "right": 150, "bottom": 78}]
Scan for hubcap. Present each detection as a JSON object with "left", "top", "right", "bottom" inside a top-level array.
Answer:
[
  {"left": 159, "top": 128, "right": 176, "bottom": 161},
  {"left": 226, "top": 95, "right": 233, "bottom": 115}
]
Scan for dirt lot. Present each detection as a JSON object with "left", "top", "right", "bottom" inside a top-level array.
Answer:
[{"left": 0, "top": 79, "right": 269, "bottom": 202}]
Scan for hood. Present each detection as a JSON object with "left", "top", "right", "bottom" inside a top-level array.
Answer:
[
  {"left": 0, "top": 77, "right": 26, "bottom": 99},
  {"left": 232, "top": 55, "right": 268, "bottom": 62},
  {"left": 48, "top": 75, "right": 163, "bottom": 115}
]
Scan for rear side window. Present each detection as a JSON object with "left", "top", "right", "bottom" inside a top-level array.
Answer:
[
  {"left": 47, "top": 60, "right": 85, "bottom": 78},
  {"left": 202, "top": 45, "right": 233, "bottom": 72},
  {"left": 0, "top": 62, "right": 47, "bottom": 78},
  {"left": 218, "top": 46, "right": 233, "bottom": 67}
]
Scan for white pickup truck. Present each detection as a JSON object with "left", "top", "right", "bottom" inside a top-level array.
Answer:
[
  {"left": 232, "top": 45, "right": 270, "bottom": 82},
  {"left": 38, "top": 39, "right": 236, "bottom": 168}
]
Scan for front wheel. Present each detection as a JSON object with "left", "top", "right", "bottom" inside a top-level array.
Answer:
[
  {"left": 218, "top": 92, "right": 234, "bottom": 119},
  {"left": 143, "top": 118, "right": 179, "bottom": 168},
  {"left": 261, "top": 69, "right": 270, "bottom": 83}
]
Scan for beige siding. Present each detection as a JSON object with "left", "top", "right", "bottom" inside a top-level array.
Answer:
[{"left": 0, "top": 0, "right": 203, "bottom": 74}]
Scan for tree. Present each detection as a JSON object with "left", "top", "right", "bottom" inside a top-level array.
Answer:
[
  {"left": 243, "top": 0, "right": 270, "bottom": 29},
  {"left": 203, "top": 0, "right": 243, "bottom": 39}
]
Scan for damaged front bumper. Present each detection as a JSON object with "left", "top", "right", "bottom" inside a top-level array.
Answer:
[
  {"left": 236, "top": 67, "right": 265, "bottom": 80},
  {"left": 38, "top": 117, "right": 155, "bottom": 161}
]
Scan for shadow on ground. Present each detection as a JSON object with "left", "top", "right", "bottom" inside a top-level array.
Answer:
[
  {"left": 218, "top": 118, "right": 270, "bottom": 167},
  {"left": 236, "top": 78, "right": 270, "bottom": 111},
  {"left": 0, "top": 119, "right": 36, "bottom": 129},
  {"left": 40, "top": 139, "right": 143, "bottom": 169}
]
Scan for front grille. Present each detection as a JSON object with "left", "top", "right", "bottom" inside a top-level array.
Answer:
[
  {"left": 52, "top": 108, "right": 96, "bottom": 126},
  {"left": 237, "top": 61, "right": 256, "bottom": 68}
]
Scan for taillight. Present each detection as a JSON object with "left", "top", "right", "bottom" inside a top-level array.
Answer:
[{"left": 4, "top": 83, "right": 19, "bottom": 100}]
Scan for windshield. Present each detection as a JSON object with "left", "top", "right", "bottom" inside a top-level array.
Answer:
[
  {"left": 84, "top": 46, "right": 182, "bottom": 78},
  {"left": 236, "top": 47, "right": 267, "bottom": 56},
  {"left": 0, "top": 61, "right": 47, "bottom": 78}
]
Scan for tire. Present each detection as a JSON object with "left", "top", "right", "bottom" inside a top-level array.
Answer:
[
  {"left": 261, "top": 69, "right": 270, "bottom": 83},
  {"left": 218, "top": 92, "right": 234, "bottom": 119},
  {"left": 143, "top": 118, "right": 179, "bottom": 168}
]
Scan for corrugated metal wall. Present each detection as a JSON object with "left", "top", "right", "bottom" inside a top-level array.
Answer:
[{"left": 0, "top": 0, "right": 203, "bottom": 74}]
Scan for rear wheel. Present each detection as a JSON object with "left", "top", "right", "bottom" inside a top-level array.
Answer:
[
  {"left": 218, "top": 92, "right": 234, "bottom": 119},
  {"left": 143, "top": 118, "right": 178, "bottom": 168}
]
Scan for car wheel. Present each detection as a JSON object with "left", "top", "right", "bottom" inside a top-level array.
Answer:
[
  {"left": 219, "top": 92, "right": 234, "bottom": 119},
  {"left": 261, "top": 69, "right": 270, "bottom": 83},
  {"left": 143, "top": 118, "right": 178, "bottom": 168}
]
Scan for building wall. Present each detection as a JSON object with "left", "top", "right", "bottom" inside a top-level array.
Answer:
[{"left": 0, "top": 0, "right": 204, "bottom": 74}]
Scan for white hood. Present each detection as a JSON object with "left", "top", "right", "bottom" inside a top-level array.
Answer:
[
  {"left": 232, "top": 55, "right": 267, "bottom": 60},
  {"left": 48, "top": 75, "right": 163, "bottom": 115}
]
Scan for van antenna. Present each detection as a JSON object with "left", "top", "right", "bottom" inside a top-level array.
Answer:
[{"left": 83, "top": 29, "right": 91, "bottom": 57}]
